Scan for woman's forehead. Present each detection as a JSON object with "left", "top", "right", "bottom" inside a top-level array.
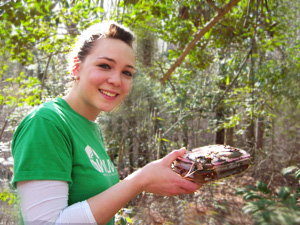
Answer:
[{"left": 90, "top": 38, "right": 135, "bottom": 64}]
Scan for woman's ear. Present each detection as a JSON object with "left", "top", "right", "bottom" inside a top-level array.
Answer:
[{"left": 72, "top": 57, "right": 81, "bottom": 78}]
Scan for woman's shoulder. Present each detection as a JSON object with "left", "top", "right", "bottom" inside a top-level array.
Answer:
[
  {"left": 30, "top": 98, "right": 61, "bottom": 115},
  {"left": 20, "top": 98, "right": 69, "bottom": 127}
]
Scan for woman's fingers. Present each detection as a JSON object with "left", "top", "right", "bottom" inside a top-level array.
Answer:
[
  {"left": 161, "top": 181, "right": 201, "bottom": 196},
  {"left": 136, "top": 147, "right": 202, "bottom": 196},
  {"left": 174, "top": 174, "right": 201, "bottom": 192},
  {"left": 162, "top": 147, "right": 186, "bottom": 166}
]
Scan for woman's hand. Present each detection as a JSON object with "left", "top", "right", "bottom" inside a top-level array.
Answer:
[
  {"left": 127, "top": 148, "right": 201, "bottom": 196},
  {"left": 88, "top": 148, "right": 201, "bottom": 224}
]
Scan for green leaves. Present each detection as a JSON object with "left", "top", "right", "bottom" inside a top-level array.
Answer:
[
  {"left": 236, "top": 177, "right": 300, "bottom": 225},
  {"left": 0, "top": 0, "right": 104, "bottom": 65},
  {"left": 2, "top": 74, "right": 41, "bottom": 107},
  {"left": 295, "top": 170, "right": 300, "bottom": 181},
  {"left": 282, "top": 166, "right": 298, "bottom": 176},
  {"left": 257, "top": 181, "right": 271, "bottom": 194},
  {"left": 243, "top": 191, "right": 262, "bottom": 200},
  {"left": 0, "top": 190, "right": 16, "bottom": 206},
  {"left": 277, "top": 187, "right": 291, "bottom": 200},
  {"left": 282, "top": 166, "right": 300, "bottom": 184}
]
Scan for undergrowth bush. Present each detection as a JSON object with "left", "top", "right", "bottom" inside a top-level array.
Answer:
[{"left": 236, "top": 166, "right": 300, "bottom": 225}]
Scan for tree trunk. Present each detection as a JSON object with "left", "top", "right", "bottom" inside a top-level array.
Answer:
[
  {"left": 182, "top": 121, "right": 189, "bottom": 147},
  {"left": 117, "top": 134, "right": 126, "bottom": 171},
  {"left": 128, "top": 137, "right": 134, "bottom": 173},
  {"left": 256, "top": 115, "right": 264, "bottom": 149},
  {"left": 225, "top": 109, "right": 235, "bottom": 146},
  {"left": 215, "top": 110, "right": 225, "bottom": 144},
  {"left": 157, "top": 128, "right": 162, "bottom": 159},
  {"left": 138, "top": 29, "right": 155, "bottom": 71},
  {"left": 215, "top": 80, "right": 226, "bottom": 145},
  {"left": 117, "top": 142, "right": 125, "bottom": 172},
  {"left": 245, "top": 120, "right": 255, "bottom": 155},
  {"left": 225, "top": 127, "right": 234, "bottom": 146},
  {"left": 195, "top": 114, "right": 201, "bottom": 148}
]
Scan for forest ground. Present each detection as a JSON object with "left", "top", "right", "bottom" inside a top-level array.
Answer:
[
  {"left": 116, "top": 164, "right": 298, "bottom": 225},
  {"left": 0, "top": 156, "right": 299, "bottom": 225}
]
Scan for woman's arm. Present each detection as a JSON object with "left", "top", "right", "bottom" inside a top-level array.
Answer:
[
  {"left": 18, "top": 148, "right": 200, "bottom": 225},
  {"left": 87, "top": 148, "right": 201, "bottom": 224},
  {"left": 17, "top": 180, "right": 96, "bottom": 225}
]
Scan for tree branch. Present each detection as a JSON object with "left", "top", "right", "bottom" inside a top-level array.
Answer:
[
  {"left": 212, "top": 46, "right": 252, "bottom": 111},
  {"left": 163, "top": 113, "right": 191, "bottom": 136},
  {"left": 160, "top": 0, "right": 241, "bottom": 84},
  {"left": 212, "top": 26, "right": 257, "bottom": 111},
  {"left": 40, "top": 54, "right": 52, "bottom": 100},
  {"left": 206, "top": 0, "right": 221, "bottom": 12},
  {"left": 0, "top": 120, "right": 8, "bottom": 141}
]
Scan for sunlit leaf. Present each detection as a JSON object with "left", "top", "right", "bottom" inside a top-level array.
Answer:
[
  {"left": 257, "top": 181, "right": 271, "bottom": 194},
  {"left": 278, "top": 187, "right": 291, "bottom": 200},
  {"left": 282, "top": 166, "right": 298, "bottom": 176}
]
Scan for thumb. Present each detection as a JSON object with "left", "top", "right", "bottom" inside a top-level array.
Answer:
[{"left": 163, "top": 147, "right": 187, "bottom": 166}]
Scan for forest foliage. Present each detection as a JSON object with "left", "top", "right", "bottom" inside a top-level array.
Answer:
[{"left": 0, "top": 0, "right": 300, "bottom": 224}]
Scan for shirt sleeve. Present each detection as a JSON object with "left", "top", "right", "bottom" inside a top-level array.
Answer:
[
  {"left": 12, "top": 116, "right": 73, "bottom": 188},
  {"left": 17, "top": 180, "right": 97, "bottom": 225}
]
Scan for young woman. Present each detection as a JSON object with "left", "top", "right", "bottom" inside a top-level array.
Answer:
[{"left": 11, "top": 21, "right": 200, "bottom": 225}]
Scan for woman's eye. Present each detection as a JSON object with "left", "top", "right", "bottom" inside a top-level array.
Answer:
[
  {"left": 98, "top": 64, "right": 110, "bottom": 69},
  {"left": 123, "top": 71, "right": 133, "bottom": 77}
]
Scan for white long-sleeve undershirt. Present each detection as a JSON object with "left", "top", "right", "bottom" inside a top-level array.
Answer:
[{"left": 17, "top": 180, "right": 97, "bottom": 225}]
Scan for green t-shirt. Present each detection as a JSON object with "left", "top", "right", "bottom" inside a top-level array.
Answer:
[{"left": 12, "top": 98, "right": 119, "bottom": 225}]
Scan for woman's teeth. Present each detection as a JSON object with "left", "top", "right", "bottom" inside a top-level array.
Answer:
[{"left": 100, "top": 90, "right": 117, "bottom": 97}]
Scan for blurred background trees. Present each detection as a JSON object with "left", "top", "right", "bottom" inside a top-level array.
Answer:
[{"left": 0, "top": 0, "right": 299, "bottom": 224}]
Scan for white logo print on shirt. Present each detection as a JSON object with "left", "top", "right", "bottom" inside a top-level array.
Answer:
[{"left": 85, "top": 145, "right": 116, "bottom": 174}]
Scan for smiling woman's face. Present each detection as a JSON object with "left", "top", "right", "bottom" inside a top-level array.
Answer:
[{"left": 67, "top": 38, "right": 135, "bottom": 120}]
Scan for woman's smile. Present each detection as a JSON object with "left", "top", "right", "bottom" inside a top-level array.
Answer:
[{"left": 99, "top": 89, "right": 118, "bottom": 98}]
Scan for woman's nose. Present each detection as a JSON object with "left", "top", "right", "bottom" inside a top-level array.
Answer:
[{"left": 107, "top": 72, "right": 121, "bottom": 86}]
